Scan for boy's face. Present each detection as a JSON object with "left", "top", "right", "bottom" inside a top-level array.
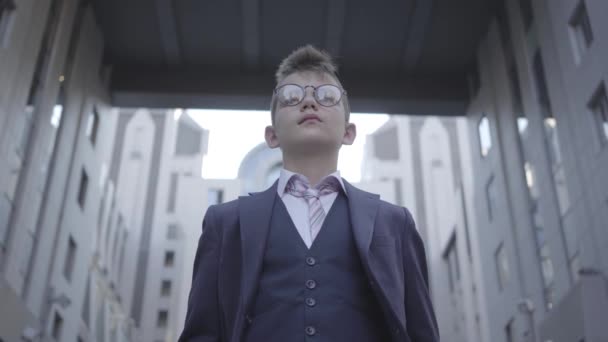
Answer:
[{"left": 265, "top": 71, "right": 356, "bottom": 154}]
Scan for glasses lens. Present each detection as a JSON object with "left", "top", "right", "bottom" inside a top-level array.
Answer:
[
  {"left": 315, "top": 85, "right": 342, "bottom": 106},
  {"left": 276, "top": 84, "right": 304, "bottom": 106}
]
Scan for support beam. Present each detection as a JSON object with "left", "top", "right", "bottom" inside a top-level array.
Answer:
[
  {"left": 403, "top": 0, "right": 434, "bottom": 72},
  {"left": 110, "top": 67, "right": 469, "bottom": 115},
  {"left": 325, "top": 0, "right": 346, "bottom": 57},
  {"left": 241, "top": 0, "right": 260, "bottom": 69},
  {"left": 154, "top": 0, "right": 181, "bottom": 66}
]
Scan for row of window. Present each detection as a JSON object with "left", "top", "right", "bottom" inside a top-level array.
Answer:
[
  {"left": 155, "top": 251, "right": 176, "bottom": 329},
  {"left": 477, "top": 83, "right": 607, "bottom": 161}
]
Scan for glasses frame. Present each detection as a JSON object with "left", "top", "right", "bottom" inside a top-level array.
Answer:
[{"left": 274, "top": 84, "right": 347, "bottom": 107}]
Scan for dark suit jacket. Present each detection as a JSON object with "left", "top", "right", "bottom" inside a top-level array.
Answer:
[{"left": 179, "top": 180, "right": 439, "bottom": 342}]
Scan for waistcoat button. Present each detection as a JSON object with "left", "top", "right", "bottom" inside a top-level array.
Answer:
[
  {"left": 305, "top": 297, "right": 316, "bottom": 307},
  {"left": 305, "top": 326, "right": 316, "bottom": 336},
  {"left": 306, "top": 256, "right": 316, "bottom": 266},
  {"left": 305, "top": 279, "right": 317, "bottom": 289}
]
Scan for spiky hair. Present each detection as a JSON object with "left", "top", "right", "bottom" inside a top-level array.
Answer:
[{"left": 270, "top": 45, "right": 349, "bottom": 123}]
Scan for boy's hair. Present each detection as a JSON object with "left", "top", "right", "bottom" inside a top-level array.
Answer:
[{"left": 270, "top": 45, "right": 351, "bottom": 124}]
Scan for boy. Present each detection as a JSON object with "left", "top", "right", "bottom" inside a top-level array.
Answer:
[{"left": 179, "top": 45, "right": 439, "bottom": 342}]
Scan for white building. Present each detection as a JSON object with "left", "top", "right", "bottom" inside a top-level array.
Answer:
[{"left": 361, "top": 115, "right": 486, "bottom": 342}]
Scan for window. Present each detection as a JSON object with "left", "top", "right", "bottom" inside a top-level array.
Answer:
[
  {"left": 51, "top": 311, "right": 64, "bottom": 340},
  {"left": 117, "top": 231, "right": 128, "bottom": 281},
  {"left": 495, "top": 243, "right": 510, "bottom": 291},
  {"left": 0, "top": 0, "right": 16, "bottom": 46},
  {"left": 77, "top": 168, "right": 89, "bottom": 209},
  {"left": 478, "top": 116, "right": 492, "bottom": 157},
  {"left": 518, "top": 0, "right": 534, "bottom": 30},
  {"left": 207, "top": 189, "right": 224, "bottom": 206},
  {"left": 505, "top": 319, "right": 514, "bottom": 342},
  {"left": 157, "top": 310, "right": 168, "bottom": 328},
  {"left": 86, "top": 107, "right": 100, "bottom": 145},
  {"left": 589, "top": 82, "right": 608, "bottom": 146},
  {"left": 570, "top": 252, "right": 582, "bottom": 282},
  {"left": 63, "top": 236, "right": 77, "bottom": 281},
  {"left": 167, "top": 224, "right": 180, "bottom": 240},
  {"left": 569, "top": 0, "right": 593, "bottom": 63},
  {"left": 443, "top": 234, "right": 460, "bottom": 293},
  {"left": 485, "top": 176, "right": 497, "bottom": 221},
  {"left": 167, "top": 173, "right": 178, "bottom": 213},
  {"left": 164, "top": 251, "right": 175, "bottom": 267},
  {"left": 161, "top": 280, "right": 172, "bottom": 297}
]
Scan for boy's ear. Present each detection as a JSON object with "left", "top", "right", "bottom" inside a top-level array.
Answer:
[
  {"left": 342, "top": 122, "right": 356, "bottom": 146},
  {"left": 265, "top": 125, "right": 280, "bottom": 149}
]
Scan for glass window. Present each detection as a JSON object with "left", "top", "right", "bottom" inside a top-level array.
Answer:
[
  {"left": 156, "top": 310, "right": 168, "bottom": 328},
  {"left": 77, "top": 168, "right": 89, "bottom": 209},
  {"left": 86, "top": 107, "right": 100, "bottom": 145},
  {"left": 443, "top": 234, "right": 460, "bottom": 293},
  {"left": 495, "top": 243, "right": 510, "bottom": 291},
  {"left": 167, "top": 173, "right": 178, "bottom": 212},
  {"left": 51, "top": 311, "right": 63, "bottom": 340},
  {"left": 63, "top": 236, "right": 77, "bottom": 281},
  {"left": 589, "top": 82, "right": 608, "bottom": 146},
  {"left": 569, "top": 0, "right": 593, "bottom": 63},
  {"left": 486, "top": 176, "right": 497, "bottom": 221},
  {"left": 164, "top": 251, "right": 175, "bottom": 267},
  {"left": 478, "top": 116, "right": 492, "bottom": 157},
  {"left": 161, "top": 280, "right": 172, "bottom": 297},
  {"left": 505, "top": 319, "right": 514, "bottom": 342}
]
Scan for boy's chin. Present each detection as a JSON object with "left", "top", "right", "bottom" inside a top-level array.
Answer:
[{"left": 285, "top": 138, "right": 341, "bottom": 153}]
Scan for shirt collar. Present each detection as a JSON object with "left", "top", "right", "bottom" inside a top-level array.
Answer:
[{"left": 277, "top": 168, "right": 347, "bottom": 197}]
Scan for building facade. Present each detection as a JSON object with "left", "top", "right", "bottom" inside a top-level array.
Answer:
[
  {"left": 463, "top": 0, "right": 608, "bottom": 341},
  {"left": 362, "top": 115, "right": 486, "bottom": 342},
  {"left": 0, "top": 0, "right": 116, "bottom": 340}
]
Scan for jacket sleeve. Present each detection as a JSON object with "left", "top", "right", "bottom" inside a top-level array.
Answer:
[
  {"left": 179, "top": 205, "right": 223, "bottom": 342},
  {"left": 402, "top": 207, "right": 440, "bottom": 342}
]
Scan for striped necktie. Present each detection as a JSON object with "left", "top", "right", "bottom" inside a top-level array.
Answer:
[{"left": 285, "top": 175, "right": 341, "bottom": 242}]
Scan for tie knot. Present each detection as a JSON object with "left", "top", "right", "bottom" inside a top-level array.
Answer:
[{"left": 285, "top": 175, "right": 340, "bottom": 199}]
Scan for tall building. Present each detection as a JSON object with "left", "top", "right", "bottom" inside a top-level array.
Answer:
[
  {"left": 461, "top": 0, "right": 608, "bottom": 341},
  {"left": 362, "top": 115, "right": 486, "bottom": 342},
  {"left": 0, "top": 1, "right": 116, "bottom": 340},
  {"left": 107, "top": 109, "right": 213, "bottom": 342}
]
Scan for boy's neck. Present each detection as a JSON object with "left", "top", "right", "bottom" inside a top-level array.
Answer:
[{"left": 282, "top": 152, "right": 339, "bottom": 186}]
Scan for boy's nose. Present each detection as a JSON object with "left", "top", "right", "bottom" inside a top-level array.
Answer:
[{"left": 300, "top": 89, "right": 318, "bottom": 110}]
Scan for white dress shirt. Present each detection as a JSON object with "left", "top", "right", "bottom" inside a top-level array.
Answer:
[{"left": 277, "top": 168, "right": 347, "bottom": 249}]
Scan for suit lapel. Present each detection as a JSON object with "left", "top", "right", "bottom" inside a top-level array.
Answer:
[
  {"left": 344, "top": 180, "right": 405, "bottom": 330},
  {"left": 344, "top": 180, "right": 379, "bottom": 267},
  {"left": 238, "top": 182, "right": 277, "bottom": 312}
]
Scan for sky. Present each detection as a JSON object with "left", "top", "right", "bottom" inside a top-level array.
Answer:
[{"left": 187, "top": 109, "right": 390, "bottom": 182}]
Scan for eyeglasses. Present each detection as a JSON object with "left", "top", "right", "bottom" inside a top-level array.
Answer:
[{"left": 274, "top": 84, "right": 346, "bottom": 107}]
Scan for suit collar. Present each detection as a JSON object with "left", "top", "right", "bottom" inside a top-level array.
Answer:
[
  {"left": 277, "top": 168, "right": 347, "bottom": 197},
  {"left": 343, "top": 180, "right": 380, "bottom": 263}
]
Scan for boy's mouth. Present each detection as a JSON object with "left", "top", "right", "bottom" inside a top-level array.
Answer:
[{"left": 298, "top": 114, "right": 322, "bottom": 124}]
